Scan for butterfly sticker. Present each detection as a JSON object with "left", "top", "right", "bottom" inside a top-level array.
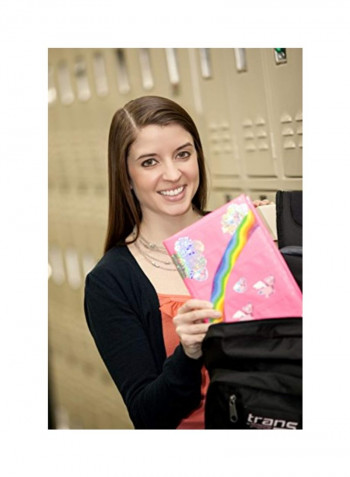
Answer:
[
  {"left": 233, "top": 277, "right": 248, "bottom": 294},
  {"left": 221, "top": 203, "right": 249, "bottom": 235},
  {"left": 174, "top": 237, "right": 208, "bottom": 281},
  {"left": 253, "top": 276, "right": 275, "bottom": 298},
  {"left": 232, "top": 303, "right": 253, "bottom": 321}
]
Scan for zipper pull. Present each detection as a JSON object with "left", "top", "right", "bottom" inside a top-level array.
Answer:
[{"left": 229, "top": 394, "right": 238, "bottom": 423}]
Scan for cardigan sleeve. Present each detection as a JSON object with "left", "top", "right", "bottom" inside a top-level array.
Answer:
[{"left": 84, "top": 268, "right": 203, "bottom": 429}]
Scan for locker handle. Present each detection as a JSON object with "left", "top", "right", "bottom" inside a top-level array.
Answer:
[
  {"left": 115, "top": 49, "right": 130, "bottom": 94},
  {"left": 93, "top": 51, "right": 109, "bottom": 97},
  {"left": 165, "top": 48, "right": 180, "bottom": 86},
  {"left": 234, "top": 48, "right": 247, "bottom": 72},
  {"left": 65, "top": 246, "right": 82, "bottom": 289},
  {"left": 48, "top": 64, "right": 57, "bottom": 104},
  {"left": 74, "top": 57, "right": 91, "bottom": 102},
  {"left": 57, "top": 60, "right": 74, "bottom": 105},
  {"left": 139, "top": 48, "right": 154, "bottom": 90},
  {"left": 49, "top": 245, "right": 65, "bottom": 285},
  {"left": 199, "top": 48, "right": 212, "bottom": 79}
]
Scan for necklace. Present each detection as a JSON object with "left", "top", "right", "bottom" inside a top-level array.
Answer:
[
  {"left": 133, "top": 230, "right": 177, "bottom": 271},
  {"left": 138, "top": 234, "right": 170, "bottom": 255}
]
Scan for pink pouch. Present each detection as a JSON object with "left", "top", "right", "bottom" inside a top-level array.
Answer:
[{"left": 163, "top": 195, "right": 302, "bottom": 323}]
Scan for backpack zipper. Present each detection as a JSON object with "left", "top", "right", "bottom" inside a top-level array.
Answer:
[{"left": 229, "top": 394, "right": 238, "bottom": 423}]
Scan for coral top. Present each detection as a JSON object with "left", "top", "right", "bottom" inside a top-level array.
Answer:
[{"left": 158, "top": 293, "right": 209, "bottom": 429}]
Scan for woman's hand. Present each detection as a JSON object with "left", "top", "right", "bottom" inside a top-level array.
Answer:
[
  {"left": 173, "top": 299, "right": 221, "bottom": 360},
  {"left": 253, "top": 199, "right": 271, "bottom": 207}
]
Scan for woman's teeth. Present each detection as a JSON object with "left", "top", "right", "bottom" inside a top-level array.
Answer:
[{"left": 159, "top": 186, "right": 184, "bottom": 196}]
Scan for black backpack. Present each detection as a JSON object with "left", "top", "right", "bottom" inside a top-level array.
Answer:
[
  {"left": 202, "top": 317, "right": 302, "bottom": 429},
  {"left": 276, "top": 190, "right": 302, "bottom": 291}
]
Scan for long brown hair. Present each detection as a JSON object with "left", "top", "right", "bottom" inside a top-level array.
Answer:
[{"left": 104, "top": 95, "right": 208, "bottom": 253}]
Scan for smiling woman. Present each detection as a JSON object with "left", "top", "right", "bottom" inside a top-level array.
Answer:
[
  {"left": 104, "top": 96, "right": 208, "bottom": 252},
  {"left": 84, "top": 96, "right": 220, "bottom": 429}
]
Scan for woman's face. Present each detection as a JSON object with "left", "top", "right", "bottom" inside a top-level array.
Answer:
[{"left": 127, "top": 123, "right": 200, "bottom": 221}]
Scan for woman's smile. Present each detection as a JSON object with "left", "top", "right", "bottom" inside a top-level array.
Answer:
[{"left": 158, "top": 185, "right": 186, "bottom": 198}]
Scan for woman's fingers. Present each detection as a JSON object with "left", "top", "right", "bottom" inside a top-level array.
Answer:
[
  {"left": 177, "top": 299, "right": 214, "bottom": 313},
  {"left": 174, "top": 307, "right": 221, "bottom": 325},
  {"left": 253, "top": 199, "right": 271, "bottom": 207},
  {"left": 173, "top": 298, "right": 220, "bottom": 359},
  {"left": 175, "top": 322, "right": 211, "bottom": 336},
  {"left": 176, "top": 299, "right": 221, "bottom": 323}
]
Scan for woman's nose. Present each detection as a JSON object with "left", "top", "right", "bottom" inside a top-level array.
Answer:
[{"left": 162, "top": 161, "right": 182, "bottom": 181}]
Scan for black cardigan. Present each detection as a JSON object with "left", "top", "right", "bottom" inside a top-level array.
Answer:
[{"left": 84, "top": 246, "right": 203, "bottom": 429}]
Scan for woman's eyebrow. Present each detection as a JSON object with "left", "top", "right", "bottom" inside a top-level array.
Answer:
[
  {"left": 136, "top": 152, "right": 158, "bottom": 161},
  {"left": 175, "top": 142, "right": 193, "bottom": 151}
]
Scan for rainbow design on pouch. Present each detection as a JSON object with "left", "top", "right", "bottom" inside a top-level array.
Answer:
[{"left": 210, "top": 209, "right": 256, "bottom": 323}]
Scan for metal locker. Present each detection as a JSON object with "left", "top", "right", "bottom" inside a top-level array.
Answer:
[
  {"left": 261, "top": 48, "right": 302, "bottom": 178},
  {"left": 225, "top": 48, "right": 277, "bottom": 178},
  {"left": 192, "top": 48, "right": 240, "bottom": 178}
]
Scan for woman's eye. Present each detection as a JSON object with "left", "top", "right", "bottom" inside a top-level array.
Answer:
[
  {"left": 177, "top": 150, "right": 190, "bottom": 159},
  {"left": 141, "top": 158, "right": 157, "bottom": 167}
]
